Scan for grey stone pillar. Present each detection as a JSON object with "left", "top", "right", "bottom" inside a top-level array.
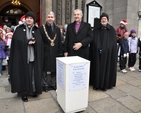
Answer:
[
  {"left": 41, "top": 0, "right": 52, "bottom": 24},
  {"left": 65, "top": 0, "right": 72, "bottom": 24},
  {"left": 126, "top": 0, "right": 139, "bottom": 35}
]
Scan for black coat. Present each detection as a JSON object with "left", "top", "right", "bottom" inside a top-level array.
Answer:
[
  {"left": 89, "top": 23, "right": 117, "bottom": 89},
  {"left": 64, "top": 21, "right": 93, "bottom": 59},
  {"left": 10, "top": 24, "right": 43, "bottom": 94},
  {"left": 120, "top": 38, "right": 129, "bottom": 55},
  {"left": 39, "top": 24, "right": 62, "bottom": 72}
]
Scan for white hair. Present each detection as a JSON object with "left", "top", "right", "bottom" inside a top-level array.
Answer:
[
  {"left": 74, "top": 9, "right": 83, "bottom": 16},
  {"left": 46, "top": 11, "right": 55, "bottom": 17}
]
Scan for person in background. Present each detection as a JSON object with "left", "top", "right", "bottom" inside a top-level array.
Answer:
[
  {"left": 116, "top": 19, "right": 128, "bottom": 42},
  {"left": 89, "top": 13, "right": 117, "bottom": 91},
  {"left": 39, "top": 11, "right": 62, "bottom": 92},
  {"left": 58, "top": 25, "right": 65, "bottom": 52},
  {"left": 128, "top": 29, "right": 138, "bottom": 71},
  {"left": 0, "top": 26, "right": 5, "bottom": 40},
  {"left": 2, "top": 17, "right": 12, "bottom": 28},
  {"left": 5, "top": 32, "right": 13, "bottom": 75},
  {"left": 138, "top": 37, "right": 141, "bottom": 72},
  {"left": 119, "top": 32, "right": 129, "bottom": 73},
  {"left": 64, "top": 9, "right": 93, "bottom": 59},
  {"left": 0, "top": 36, "right": 6, "bottom": 77},
  {"left": 10, "top": 11, "right": 43, "bottom": 102},
  {"left": 116, "top": 19, "right": 128, "bottom": 61},
  {"left": 5, "top": 27, "right": 12, "bottom": 33}
]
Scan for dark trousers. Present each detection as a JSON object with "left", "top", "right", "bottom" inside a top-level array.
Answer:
[
  {"left": 42, "top": 72, "right": 56, "bottom": 88},
  {"left": 119, "top": 55, "right": 127, "bottom": 70},
  {"left": 139, "top": 54, "right": 141, "bottom": 69},
  {"left": 18, "top": 62, "right": 35, "bottom": 96},
  {"left": 128, "top": 53, "right": 136, "bottom": 67}
]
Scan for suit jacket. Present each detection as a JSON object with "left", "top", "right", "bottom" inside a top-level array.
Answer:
[{"left": 64, "top": 21, "right": 93, "bottom": 59}]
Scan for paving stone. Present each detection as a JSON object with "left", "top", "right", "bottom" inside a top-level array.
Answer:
[
  {"left": 80, "top": 106, "right": 97, "bottom": 113},
  {"left": 24, "top": 98, "right": 60, "bottom": 113},
  {"left": 105, "top": 88, "right": 127, "bottom": 99},
  {"left": 127, "top": 71, "right": 140, "bottom": 78},
  {"left": 0, "top": 97, "right": 25, "bottom": 113},
  {"left": 89, "top": 97, "right": 133, "bottom": 113},
  {"left": 49, "top": 90, "right": 57, "bottom": 101},
  {"left": 118, "top": 74, "right": 135, "bottom": 82},
  {"left": 117, "top": 96, "right": 141, "bottom": 112},
  {"left": 0, "top": 77, "right": 10, "bottom": 87},
  {"left": 88, "top": 86, "right": 109, "bottom": 102},
  {"left": 116, "top": 79, "right": 126, "bottom": 86},
  {"left": 0, "top": 87, "right": 17, "bottom": 99},
  {"left": 117, "top": 84, "right": 141, "bottom": 101},
  {"left": 137, "top": 111, "right": 141, "bottom": 113},
  {"left": 28, "top": 92, "right": 52, "bottom": 101},
  {"left": 135, "top": 76, "right": 141, "bottom": 80},
  {"left": 128, "top": 79, "right": 141, "bottom": 86}
]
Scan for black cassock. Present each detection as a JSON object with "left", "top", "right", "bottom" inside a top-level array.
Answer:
[
  {"left": 89, "top": 23, "right": 117, "bottom": 90},
  {"left": 10, "top": 24, "right": 43, "bottom": 95}
]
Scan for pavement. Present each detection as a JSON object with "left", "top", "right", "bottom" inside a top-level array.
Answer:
[{"left": 0, "top": 62, "right": 141, "bottom": 113}]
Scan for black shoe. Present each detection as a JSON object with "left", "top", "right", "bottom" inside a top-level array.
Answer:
[
  {"left": 8, "top": 77, "right": 11, "bottom": 83},
  {"left": 32, "top": 94, "right": 37, "bottom": 97},
  {"left": 21, "top": 95, "right": 28, "bottom": 102},
  {"left": 52, "top": 86, "right": 56, "bottom": 90},
  {"left": 93, "top": 87, "right": 98, "bottom": 90},
  {"left": 102, "top": 88, "right": 107, "bottom": 91},
  {"left": 43, "top": 87, "right": 49, "bottom": 92}
]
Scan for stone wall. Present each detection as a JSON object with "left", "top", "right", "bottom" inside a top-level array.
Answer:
[{"left": 42, "top": 0, "right": 141, "bottom": 37}]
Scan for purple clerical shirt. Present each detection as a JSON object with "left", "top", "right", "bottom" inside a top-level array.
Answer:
[{"left": 75, "top": 21, "right": 81, "bottom": 33}]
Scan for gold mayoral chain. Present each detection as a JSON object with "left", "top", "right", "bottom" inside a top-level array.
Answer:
[{"left": 43, "top": 25, "right": 57, "bottom": 46}]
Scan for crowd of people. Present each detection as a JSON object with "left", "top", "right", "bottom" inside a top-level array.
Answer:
[
  {"left": 116, "top": 20, "right": 140, "bottom": 73},
  {"left": 0, "top": 9, "right": 140, "bottom": 102}
]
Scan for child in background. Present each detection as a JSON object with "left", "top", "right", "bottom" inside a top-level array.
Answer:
[
  {"left": 5, "top": 32, "right": 13, "bottom": 77},
  {"left": 138, "top": 37, "right": 141, "bottom": 72},
  {"left": 0, "top": 37, "right": 6, "bottom": 76},
  {"left": 128, "top": 29, "right": 138, "bottom": 71},
  {"left": 119, "top": 32, "right": 129, "bottom": 73}
]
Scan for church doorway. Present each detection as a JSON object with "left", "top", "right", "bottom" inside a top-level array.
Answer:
[{"left": 0, "top": 5, "right": 28, "bottom": 26}]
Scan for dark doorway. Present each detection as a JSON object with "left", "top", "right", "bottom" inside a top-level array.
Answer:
[{"left": 0, "top": 5, "right": 28, "bottom": 26}]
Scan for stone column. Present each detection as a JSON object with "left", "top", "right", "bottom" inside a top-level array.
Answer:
[
  {"left": 62, "top": 0, "right": 66, "bottom": 25},
  {"left": 41, "top": 0, "right": 52, "bottom": 24},
  {"left": 126, "top": 0, "right": 139, "bottom": 34},
  {"left": 56, "top": 0, "right": 62, "bottom": 25},
  {"left": 66, "top": 0, "right": 72, "bottom": 24}
]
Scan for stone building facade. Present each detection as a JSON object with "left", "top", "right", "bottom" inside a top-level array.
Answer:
[{"left": 41, "top": 0, "right": 141, "bottom": 37}]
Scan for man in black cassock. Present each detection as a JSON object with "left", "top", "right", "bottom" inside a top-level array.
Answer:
[
  {"left": 10, "top": 11, "right": 43, "bottom": 102},
  {"left": 39, "top": 11, "right": 62, "bottom": 92},
  {"left": 64, "top": 9, "right": 93, "bottom": 59},
  {"left": 89, "top": 13, "right": 117, "bottom": 91}
]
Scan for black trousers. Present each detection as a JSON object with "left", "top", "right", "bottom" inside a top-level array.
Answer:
[
  {"left": 119, "top": 55, "right": 127, "bottom": 70},
  {"left": 128, "top": 53, "right": 136, "bottom": 67},
  {"left": 42, "top": 72, "right": 56, "bottom": 88},
  {"left": 139, "top": 54, "right": 141, "bottom": 69},
  {"left": 18, "top": 62, "right": 35, "bottom": 96}
]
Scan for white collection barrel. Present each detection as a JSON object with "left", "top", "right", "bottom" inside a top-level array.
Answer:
[{"left": 56, "top": 56, "right": 90, "bottom": 113}]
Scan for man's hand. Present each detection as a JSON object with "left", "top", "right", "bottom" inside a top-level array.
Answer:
[
  {"left": 64, "top": 52, "right": 68, "bottom": 57},
  {"left": 28, "top": 38, "right": 36, "bottom": 45},
  {"left": 28, "top": 41, "right": 36, "bottom": 45},
  {"left": 123, "top": 54, "right": 127, "bottom": 58},
  {"left": 73, "top": 43, "right": 82, "bottom": 50}
]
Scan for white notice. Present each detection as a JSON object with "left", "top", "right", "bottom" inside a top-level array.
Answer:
[
  {"left": 69, "top": 63, "right": 88, "bottom": 91},
  {"left": 57, "top": 61, "right": 64, "bottom": 89},
  {"left": 88, "top": 6, "right": 100, "bottom": 27}
]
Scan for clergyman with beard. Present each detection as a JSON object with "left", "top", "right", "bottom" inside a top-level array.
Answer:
[{"left": 89, "top": 13, "right": 117, "bottom": 91}]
